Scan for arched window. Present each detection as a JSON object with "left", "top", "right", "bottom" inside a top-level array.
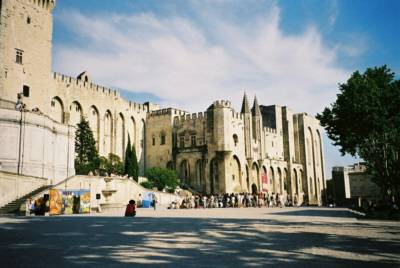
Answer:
[
  {"left": 88, "top": 105, "right": 100, "bottom": 149},
  {"left": 233, "top": 134, "right": 238, "bottom": 146},
  {"left": 70, "top": 101, "right": 82, "bottom": 126},
  {"left": 104, "top": 110, "right": 113, "bottom": 156},
  {"left": 116, "top": 113, "right": 125, "bottom": 158},
  {"left": 50, "top": 97, "right": 64, "bottom": 123}
]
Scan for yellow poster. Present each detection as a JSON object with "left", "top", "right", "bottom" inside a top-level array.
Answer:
[{"left": 49, "top": 189, "right": 62, "bottom": 215}]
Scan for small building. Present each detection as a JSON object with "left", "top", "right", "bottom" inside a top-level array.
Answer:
[{"left": 332, "top": 163, "right": 382, "bottom": 205}]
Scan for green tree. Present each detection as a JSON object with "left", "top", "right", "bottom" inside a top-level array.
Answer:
[
  {"left": 317, "top": 65, "right": 400, "bottom": 202},
  {"left": 140, "top": 181, "right": 153, "bottom": 189},
  {"left": 145, "top": 167, "right": 180, "bottom": 192},
  {"left": 74, "top": 118, "right": 100, "bottom": 175},
  {"left": 99, "top": 153, "right": 124, "bottom": 176},
  {"left": 123, "top": 135, "right": 139, "bottom": 181}
]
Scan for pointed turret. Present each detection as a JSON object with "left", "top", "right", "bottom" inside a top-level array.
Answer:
[
  {"left": 241, "top": 93, "right": 250, "bottom": 114},
  {"left": 251, "top": 95, "right": 261, "bottom": 116}
]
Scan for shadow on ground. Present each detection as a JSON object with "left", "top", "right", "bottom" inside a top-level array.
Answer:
[
  {"left": 269, "top": 208, "right": 354, "bottom": 218},
  {"left": 0, "top": 215, "right": 399, "bottom": 267}
]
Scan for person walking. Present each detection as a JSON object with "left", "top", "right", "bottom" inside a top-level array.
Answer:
[{"left": 152, "top": 194, "right": 157, "bottom": 211}]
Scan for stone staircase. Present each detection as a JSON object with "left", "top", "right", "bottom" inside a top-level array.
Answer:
[{"left": 0, "top": 185, "right": 50, "bottom": 215}]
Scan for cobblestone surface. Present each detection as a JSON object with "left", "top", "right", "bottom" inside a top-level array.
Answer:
[{"left": 0, "top": 207, "right": 399, "bottom": 267}]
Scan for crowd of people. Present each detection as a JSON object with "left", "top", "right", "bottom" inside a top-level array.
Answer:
[{"left": 169, "top": 192, "right": 299, "bottom": 209}]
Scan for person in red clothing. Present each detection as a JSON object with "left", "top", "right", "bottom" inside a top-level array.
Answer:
[{"left": 125, "top": 200, "right": 136, "bottom": 217}]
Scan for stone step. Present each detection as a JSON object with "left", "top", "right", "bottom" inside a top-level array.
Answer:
[{"left": 0, "top": 186, "right": 51, "bottom": 215}]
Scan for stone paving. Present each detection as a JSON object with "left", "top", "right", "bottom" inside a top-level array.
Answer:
[{"left": 0, "top": 207, "right": 399, "bottom": 267}]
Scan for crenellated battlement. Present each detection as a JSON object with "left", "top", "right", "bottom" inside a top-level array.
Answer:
[
  {"left": 212, "top": 100, "right": 232, "bottom": 108},
  {"left": 54, "top": 72, "right": 120, "bottom": 98},
  {"left": 231, "top": 110, "right": 243, "bottom": 120},
  {"left": 173, "top": 112, "right": 207, "bottom": 125},
  {"left": 53, "top": 72, "right": 148, "bottom": 112},
  {"left": 28, "top": 0, "right": 56, "bottom": 11},
  {"left": 148, "top": 108, "right": 187, "bottom": 118},
  {"left": 263, "top": 127, "right": 277, "bottom": 134}
]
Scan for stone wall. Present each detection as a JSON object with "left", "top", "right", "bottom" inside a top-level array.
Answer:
[
  {"left": 0, "top": 171, "right": 47, "bottom": 207},
  {"left": 44, "top": 175, "right": 179, "bottom": 209},
  {"left": 0, "top": 107, "right": 75, "bottom": 184}
]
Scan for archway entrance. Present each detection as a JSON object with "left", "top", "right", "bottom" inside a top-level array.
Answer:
[
  {"left": 180, "top": 160, "right": 189, "bottom": 185},
  {"left": 251, "top": 184, "right": 258, "bottom": 194}
]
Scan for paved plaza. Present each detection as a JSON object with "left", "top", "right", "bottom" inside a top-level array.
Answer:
[{"left": 0, "top": 207, "right": 399, "bottom": 267}]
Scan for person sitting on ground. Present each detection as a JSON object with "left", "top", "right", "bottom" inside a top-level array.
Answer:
[{"left": 125, "top": 200, "right": 136, "bottom": 217}]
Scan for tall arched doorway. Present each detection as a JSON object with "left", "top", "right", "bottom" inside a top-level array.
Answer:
[
  {"left": 283, "top": 168, "right": 289, "bottom": 195},
  {"left": 252, "top": 162, "right": 259, "bottom": 191},
  {"left": 277, "top": 167, "right": 282, "bottom": 194},
  {"left": 245, "top": 165, "right": 250, "bottom": 191},
  {"left": 270, "top": 167, "right": 275, "bottom": 193},
  {"left": 195, "top": 160, "right": 203, "bottom": 191},
  {"left": 293, "top": 169, "right": 299, "bottom": 195},
  {"left": 180, "top": 160, "right": 190, "bottom": 185},
  {"left": 232, "top": 155, "right": 241, "bottom": 187},
  {"left": 251, "top": 184, "right": 258, "bottom": 194}
]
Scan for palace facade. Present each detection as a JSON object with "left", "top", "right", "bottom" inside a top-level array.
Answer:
[{"left": 0, "top": 0, "right": 326, "bottom": 204}]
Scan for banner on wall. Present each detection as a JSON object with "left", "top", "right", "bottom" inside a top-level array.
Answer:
[
  {"left": 262, "top": 173, "right": 268, "bottom": 191},
  {"left": 49, "top": 189, "right": 63, "bottom": 215}
]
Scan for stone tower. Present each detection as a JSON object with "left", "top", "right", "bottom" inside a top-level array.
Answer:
[
  {"left": 0, "top": 0, "right": 55, "bottom": 111},
  {"left": 251, "top": 95, "right": 263, "bottom": 161},
  {"left": 241, "top": 93, "right": 253, "bottom": 160}
]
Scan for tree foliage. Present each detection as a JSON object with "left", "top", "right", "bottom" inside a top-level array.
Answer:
[
  {"left": 317, "top": 65, "right": 400, "bottom": 201},
  {"left": 99, "top": 153, "right": 124, "bottom": 176},
  {"left": 145, "top": 167, "right": 180, "bottom": 192},
  {"left": 74, "top": 118, "right": 100, "bottom": 175},
  {"left": 124, "top": 135, "right": 139, "bottom": 181}
]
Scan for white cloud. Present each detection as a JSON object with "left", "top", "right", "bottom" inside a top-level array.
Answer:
[{"left": 53, "top": 3, "right": 350, "bottom": 115}]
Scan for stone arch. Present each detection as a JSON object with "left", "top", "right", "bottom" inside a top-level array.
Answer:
[
  {"left": 277, "top": 167, "right": 282, "bottom": 193},
  {"left": 88, "top": 105, "right": 100, "bottom": 149},
  {"left": 103, "top": 110, "right": 113, "bottom": 156},
  {"left": 115, "top": 113, "right": 125, "bottom": 159},
  {"left": 252, "top": 162, "right": 259, "bottom": 190},
  {"left": 231, "top": 155, "right": 241, "bottom": 185},
  {"left": 270, "top": 167, "right": 275, "bottom": 193},
  {"left": 300, "top": 169, "right": 306, "bottom": 193},
  {"left": 261, "top": 166, "right": 267, "bottom": 192},
  {"left": 70, "top": 101, "right": 83, "bottom": 126},
  {"left": 180, "top": 160, "right": 190, "bottom": 185},
  {"left": 245, "top": 165, "right": 250, "bottom": 191},
  {"left": 283, "top": 168, "right": 289, "bottom": 194},
  {"left": 210, "top": 158, "right": 219, "bottom": 194},
  {"left": 129, "top": 117, "right": 136, "bottom": 147},
  {"left": 251, "top": 183, "right": 258, "bottom": 194},
  {"left": 293, "top": 169, "right": 299, "bottom": 194},
  {"left": 50, "top": 96, "right": 64, "bottom": 123},
  {"left": 195, "top": 159, "right": 204, "bottom": 191}
]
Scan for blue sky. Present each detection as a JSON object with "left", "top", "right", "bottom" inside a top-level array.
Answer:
[{"left": 51, "top": 0, "right": 400, "bottom": 177}]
